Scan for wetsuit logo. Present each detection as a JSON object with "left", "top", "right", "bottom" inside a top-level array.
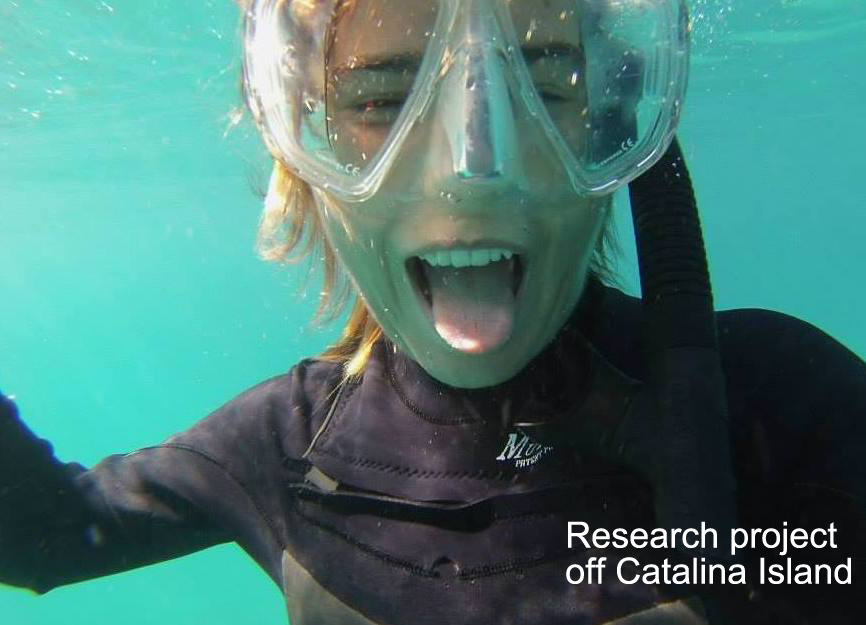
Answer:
[{"left": 496, "top": 432, "right": 554, "bottom": 468}]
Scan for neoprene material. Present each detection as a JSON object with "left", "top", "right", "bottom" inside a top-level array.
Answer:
[{"left": 2, "top": 282, "right": 865, "bottom": 623}]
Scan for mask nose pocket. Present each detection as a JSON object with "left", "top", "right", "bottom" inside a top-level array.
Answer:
[{"left": 440, "top": 45, "right": 518, "bottom": 181}]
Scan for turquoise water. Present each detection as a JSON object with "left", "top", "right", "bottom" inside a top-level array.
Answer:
[{"left": 1, "top": 0, "right": 865, "bottom": 623}]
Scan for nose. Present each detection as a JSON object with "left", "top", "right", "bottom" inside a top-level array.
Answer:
[
  {"left": 439, "top": 43, "right": 519, "bottom": 181},
  {"left": 403, "top": 4, "right": 534, "bottom": 206}
]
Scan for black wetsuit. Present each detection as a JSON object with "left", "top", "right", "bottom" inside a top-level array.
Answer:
[{"left": 2, "top": 280, "right": 865, "bottom": 624}]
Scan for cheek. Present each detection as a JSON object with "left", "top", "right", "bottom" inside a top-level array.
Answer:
[
  {"left": 316, "top": 204, "right": 402, "bottom": 286},
  {"left": 543, "top": 203, "right": 608, "bottom": 257},
  {"left": 317, "top": 195, "right": 380, "bottom": 251}
]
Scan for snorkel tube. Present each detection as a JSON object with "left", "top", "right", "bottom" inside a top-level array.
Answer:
[
  {"left": 626, "top": 138, "right": 740, "bottom": 621},
  {"left": 627, "top": 138, "right": 738, "bottom": 553}
]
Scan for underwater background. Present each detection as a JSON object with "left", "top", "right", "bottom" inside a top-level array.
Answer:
[{"left": 1, "top": 0, "right": 865, "bottom": 622}]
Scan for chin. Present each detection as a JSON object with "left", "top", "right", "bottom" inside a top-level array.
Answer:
[
  {"left": 424, "top": 355, "right": 525, "bottom": 389},
  {"left": 411, "top": 325, "right": 547, "bottom": 389}
]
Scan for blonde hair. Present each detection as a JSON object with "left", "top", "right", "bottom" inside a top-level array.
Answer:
[{"left": 257, "top": 160, "right": 618, "bottom": 378}]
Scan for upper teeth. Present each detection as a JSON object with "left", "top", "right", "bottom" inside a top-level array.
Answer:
[{"left": 419, "top": 247, "right": 514, "bottom": 268}]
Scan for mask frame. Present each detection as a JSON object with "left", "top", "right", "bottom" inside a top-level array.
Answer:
[{"left": 243, "top": 0, "right": 690, "bottom": 202}]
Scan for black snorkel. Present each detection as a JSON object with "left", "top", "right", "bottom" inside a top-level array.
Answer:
[
  {"left": 627, "top": 137, "right": 738, "bottom": 553},
  {"left": 630, "top": 138, "right": 740, "bottom": 620}
]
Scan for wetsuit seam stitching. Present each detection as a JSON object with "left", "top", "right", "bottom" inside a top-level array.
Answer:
[
  {"left": 134, "top": 443, "right": 286, "bottom": 550},
  {"left": 311, "top": 446, "right": 512, "bottom": 480},
  {"left": 293, "top": 498, "right": 571, "bottom": 580},
  {"left": 385, "top": 347, "right": 479, "bottom": 425},
  {"left": 292, "top": 499, "right": 440, "bottom": 578},
  {"left": 457, "top": 549, "right": 573, "bottom": 580}
]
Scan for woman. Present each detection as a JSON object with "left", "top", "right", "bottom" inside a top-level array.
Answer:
[{"left": 2, "top": 0, "right": 864, "bottom": 623}]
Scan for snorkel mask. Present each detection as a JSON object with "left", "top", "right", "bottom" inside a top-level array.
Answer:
[
  {"left": 242, "top": 0, "right": 691, "bottom": 388},
  {"left": 244, "top": 0, "right": 689, "bottom": 199}
]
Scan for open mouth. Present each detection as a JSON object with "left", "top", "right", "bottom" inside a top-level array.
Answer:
[{"left": 406, "top": 247, "right": 525, "bottom": 354}]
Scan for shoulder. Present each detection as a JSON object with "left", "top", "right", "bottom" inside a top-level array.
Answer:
[
  {"left": 596, "top": 284, "right": 865, "bottom": 394},
  {"left": 599, "top": 287, "right": 866, "bottom": 541},
  {"left": 165, "top": 358, "right": 343, "bottom": 468},
  {"left": 702, "top": 306, "right": 866, "bottom": 510},
  {"left": 713, "top": 307, "right": 866, "bottom": 432},
  {"left": 598, "top": 285, "right": 866, "bottom": 460},
  {"left": 716, "top": 305, "right": 848, "bottom": 366}
]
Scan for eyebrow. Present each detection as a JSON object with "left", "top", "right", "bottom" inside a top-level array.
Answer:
[
  {"left": 521, "top": 42, "right": 584, "bottom": 64},
  {"left": 330, "top": 52, "right": 423, "bottom": 77},
  {"left": 329, "top": 42, "right": 583, "bottom": 76}
]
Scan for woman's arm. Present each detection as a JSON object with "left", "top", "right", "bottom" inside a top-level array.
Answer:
[{"left": 0, "top": 393, "right": 230, "bottom": 593}]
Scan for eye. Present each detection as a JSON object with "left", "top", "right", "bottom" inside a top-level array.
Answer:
[
  {"left": 351, "top": 95, "right": 407, "bottom": 126},
  {"left": 356, "top": 96, "right": 406, "bottom": 113},
  {"left": 524, "top": 44, "right": 587, "bottom": 107},
  {"left": 536, "top": 89, "right": 569, "bottom": 103},
  {"left": 533, "top": 81, "right": 580, "bottom": 105}
]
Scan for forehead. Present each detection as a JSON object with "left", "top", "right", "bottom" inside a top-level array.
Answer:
[{"left": 328, "top": 0, "right": 584, "bottom": 62}]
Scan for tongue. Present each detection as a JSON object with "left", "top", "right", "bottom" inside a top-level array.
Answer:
[{"left": 424, "top": 259, "right": 516, "bottom": 354}]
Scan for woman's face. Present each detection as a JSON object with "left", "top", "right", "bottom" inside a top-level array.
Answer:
[{"left": 316, "top": 0, "right": 609, "bottom": 388}]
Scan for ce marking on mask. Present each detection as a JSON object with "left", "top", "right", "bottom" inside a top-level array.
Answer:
[{"left": 597, "top": 136, "right": 637, "bottom": 169}]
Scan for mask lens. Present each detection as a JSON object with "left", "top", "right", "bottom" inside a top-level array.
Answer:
[
  {"left": 244, "top": 0, "right": 441, "bottom": 194},
  {"left": 507, "top": 0, "right": 687, "bottom": 190},
  {"left": 324, "top": 1, "right": 439, "bottom": 171},
  {"left": 507, "top": 2, "right": 590, "bottom": 156},
  {"left": 309, "top": 0, "right": 440, "bottom": 177},
  {"left": 245, "top": 0, "right": 687, "bottom": 198}
]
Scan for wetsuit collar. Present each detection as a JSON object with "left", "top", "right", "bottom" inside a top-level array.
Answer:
[{"left": 304, "top": 278, "right": 607, "bottom": 501}]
